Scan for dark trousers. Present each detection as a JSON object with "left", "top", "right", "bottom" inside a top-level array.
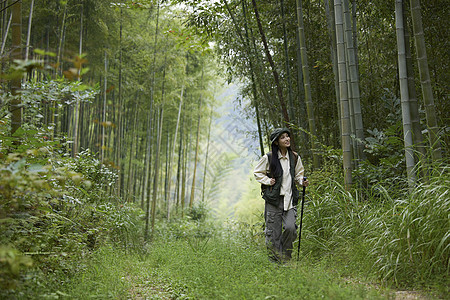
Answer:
[{"left": 264, "top": 199, "right": 297, "bottom": 260}]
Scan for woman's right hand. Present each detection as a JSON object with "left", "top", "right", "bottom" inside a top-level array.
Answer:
[{"left": 270, "top": 178, "right": 276, "bottom": 185}]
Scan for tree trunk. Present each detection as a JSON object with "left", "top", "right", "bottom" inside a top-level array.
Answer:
[
  {"left": 165, "top": 129, "right": 170, "bottom": 213},
  {"left": 181, "top": 116, "right": 189, "bottom": 217},
  {"left": 403, "top": 5, "right": 426, "bottom": 166},
  {"left": 0, "top": 1, "right": 7, "bottom": 57},
  {"left": 142, "top": 110, "right": 153, "bottom": 209},
  {"left": 167, "top": 87, "right": 184, "bottom": 219},
  {"left": 241, "top": 0, "right": 264, "bottom": 156},
  {"left": 144, "top": 109, "right": 156, "bottom": 239},
  {"left": 202, "top": 107, "right": 213, "bottom": 203},
  {"left": 101, "top": 50, "right": 107, "bottom": 163},
  {"left": 143, "top": 0, "right": 160, "bottom": 211},
  {"left": 158, "top": 53, "right": 168, "bottom": 212},
  {"left": 342, "top": 0, "right": 364, "bottom": 161},
  {"left": 127, "top": 98, "right": 139, "bottom": 201},
  {"left": 224, "top": 0, "right": 266, "bottom": 154},
  {"left": 280, "top": 0, "right": 295, "bottom": 122},
  {"left": 116, "top": 7, "right": 124, "bottom": 197},
  {"left": 57, "top": 2, "right": 67, "bottom": 76},
  {"left": 324, "top": 0, "right": 341, "bottom": 135},
  {"left": 351, "top": 0, "right": 359, "bottom": 75},
  {"left": 73, "top": 1, "right": 83, "bottom": 157},
  {"left": 10, "top": 0, "right": 21, "bottom": 137},
  {"left": 294, "top": 25, "right": 308, "bottom": 150},
  {"left": 296, "top": 0, "right": 319, "bottom": 168},
  {"left": 395, "top": 0, "right": 416, "bottom": 188},
  {"left": 149, "top": 106, "right": 164, "bottom": 241},
  {"left": 0, "top": 12, "right": 11, "bottom": 56},
  {"left": 174, "top": 100, "right": 185, "bottom": 215},
  {"left": 409, "top": 0, "right": 442, "bottom": 162},
  {"left": 189, "top": 78, "right": 203, "bottom": 209},
  {"left": 25, "top": 0, "right": 34, "bottom": 61},
  {"left": 251, "top": 0, "right": 291, "bottom": 135},
  {"left": 334, "top": 0, "right": 352, "bottom": 189}
]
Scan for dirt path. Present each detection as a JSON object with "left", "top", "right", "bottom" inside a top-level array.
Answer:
[
  {"left": 125, "top": 274, "right": 432, "bottom": 300},
  {"left": 125, "top": 274, "right": 188, "bottom": 300},
  {"left": 394, "top": 290, "right": 430, "bottom": 300}
]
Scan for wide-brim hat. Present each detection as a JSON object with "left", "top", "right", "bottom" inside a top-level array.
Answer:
[{"left": 270, "top": 128, "right": 290, "bottom": 144}]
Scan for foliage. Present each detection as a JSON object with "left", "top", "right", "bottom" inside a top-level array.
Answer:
[
  {"left": 0, "top": 246, "right": 33, "bottom": 290},
  {"left": 155, "top": 203, "right": 216, "bottom": 252},
  {"left": 301, "top": 166, "right": 449, "bottom": 292},
  {"left": 353, "top": 124, "right": 407, "bottom": 193},
  {"left": 0, "top": 89, "right": 143, "bottom": 298},
  {"left": 368, "top": 169, "right": 450, "bottom": 285},
  {"left": 0, "top": 1, "right": 447, "bottom": 297},
  {"left": 0, "top": 147, "right": 143, "bottom": 296},
  {"left": 71, "top": 149, "right": 118, "bottom": 191},
  {"left": 22, "top": 79, "right": 98, "bottom": 105},
  {"left": 187, "top": 200, "right": 209, "bottom": 221},
  {"left": 0, "top": 139, "right": 144, "bottom": 296}
]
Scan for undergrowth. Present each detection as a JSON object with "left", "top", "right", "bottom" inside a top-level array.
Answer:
[{"left": 303, "top": 164, "right": 449, "bottom": 296}]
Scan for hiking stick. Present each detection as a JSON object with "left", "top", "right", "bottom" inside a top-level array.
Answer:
[{"left": 297, "top": 177, "right": 307, "bottom": 261}]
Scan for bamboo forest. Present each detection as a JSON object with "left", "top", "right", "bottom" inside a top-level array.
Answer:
[{"left": 0, "top": 0, "right": 448, "bottom": 299}]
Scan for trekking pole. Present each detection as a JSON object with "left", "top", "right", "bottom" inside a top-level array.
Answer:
[{"left": 297, "top": 177, "right": 307, "bottom": 261}]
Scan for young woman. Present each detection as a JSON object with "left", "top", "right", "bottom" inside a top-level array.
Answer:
[{"left": 253, "top": 128, "right": 309, "bottom": 261}]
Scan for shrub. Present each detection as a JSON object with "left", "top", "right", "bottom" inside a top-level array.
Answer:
[{"left": 0, "top": 139, "right": 143, "bottom": 296}]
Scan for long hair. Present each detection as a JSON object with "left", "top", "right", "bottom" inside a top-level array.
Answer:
[
  {"left": 269, "top": 143, "right": 292, "bottom": 177},
  {"left": 269, "top": 131, "right": 292, "bottom": 177},
  {"left": 269, "top": 133, "right": 292, "bottom": 177},
  {"left": 269, "top": 144, "right": 282, "bottom": 177}
]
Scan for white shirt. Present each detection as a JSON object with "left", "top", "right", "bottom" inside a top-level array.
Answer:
[{"left": 253, "top": 150, "right": 305, "bottom": 210}]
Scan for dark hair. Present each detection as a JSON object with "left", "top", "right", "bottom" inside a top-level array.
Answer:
[
  {"left": 269, "top": 140, "right": 292, "bottom": 177},
  {"left": 269, "top": 144, "right": 283, "bottom": 177}
]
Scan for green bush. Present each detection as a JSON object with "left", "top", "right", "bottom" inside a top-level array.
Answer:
[{"left": 0, "top": 139, "right": 143, "bottom": 297}]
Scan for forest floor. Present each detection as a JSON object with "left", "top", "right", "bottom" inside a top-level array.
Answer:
[
  {"left": 124, "top": 270, "right": 432, "bottom": 300},
  {"left": 125, "top": 275, "right": 431, "bottom": 300},
  {"left": 57, "top": 229, "right": 444, "bottom": 299},
  {"left": 73, "top": 241, "right": 439, "bottom": 300}
]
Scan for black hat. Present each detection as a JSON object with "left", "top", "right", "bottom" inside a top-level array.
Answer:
[{"left": 270, "top": 128, "right": 290, "bottom": 144}]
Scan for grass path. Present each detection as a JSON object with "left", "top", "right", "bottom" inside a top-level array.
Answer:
[
  {"left": 66, "top": 237, "right": 434, "bottom": 299},
  {"left": 123, "top": 256, "right": 428, "bottom": 300}
]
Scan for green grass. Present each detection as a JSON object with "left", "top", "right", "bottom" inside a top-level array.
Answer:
[
  {"left": 59, "top": 247, "right": 131, "bottom": 299},
  {"left": 53, "top": 236, "right": 387, "bottom": 299},
  {"left": 124, "top": 235, "right": 386, "bottom": 300},
  {"left": 293, "top": 166, "right": 450, "bottom": 300},
  {"left": 303, "top": 169, "right": 450, "bottom": 293},
  {"left": 31, "top": 207, "right": 446, "bottom": 299}
]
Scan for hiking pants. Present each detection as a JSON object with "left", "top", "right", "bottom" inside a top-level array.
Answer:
[{"left": 264, "top": 200, "right": 297, "bottom": 259}]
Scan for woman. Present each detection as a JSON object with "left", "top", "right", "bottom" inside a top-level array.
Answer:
[{"left": 254, "top": 128, "right": 309, "bottom": 261}]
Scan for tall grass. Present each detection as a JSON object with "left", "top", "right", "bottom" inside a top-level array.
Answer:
[
  {"left": 369, "top": 170, "right": 449, "bottom": 284},
  {"left": 302, "top": 167, "right": 449, "bottom": 289}
]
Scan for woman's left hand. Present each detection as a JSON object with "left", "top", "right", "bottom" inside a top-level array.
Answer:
[{"left": 302, "top": 179, "right": 309, "bottom": 187}]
